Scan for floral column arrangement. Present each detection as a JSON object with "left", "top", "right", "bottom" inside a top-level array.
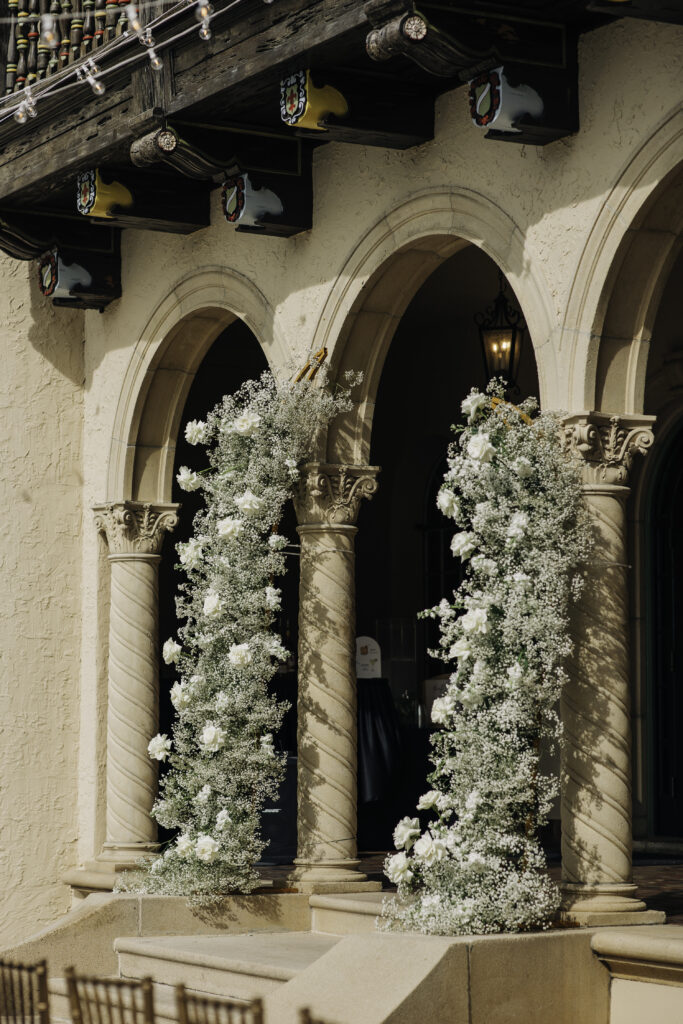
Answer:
[
  {"left": 383, "top": 381, "right": 593, "bottom": 935},
  {"left": 125, "top": 370, "right": 357, "bottom": 902}
]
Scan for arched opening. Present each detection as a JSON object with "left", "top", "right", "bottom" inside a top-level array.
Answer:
[
  {"left": 156, "top": 319, "right": 300, "bottom": 860},
  {"left": 348, "top": 243, "right": 541, "bottom": 851}
]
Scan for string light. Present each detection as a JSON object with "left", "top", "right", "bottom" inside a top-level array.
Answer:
[
  {"left": 0, "top": 0, "right": 277, "bottom": 128},
  {"left": 76, "top": 58, "right": 106, "bottom": 96},
  {"left": 126, "top": 4, "right": 164, "bottom": 71},
  {"left": 195, "top": 0, "right": 214, "bottom": 41}
]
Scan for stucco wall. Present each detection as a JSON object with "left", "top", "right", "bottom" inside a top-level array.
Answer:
[
  {"left": 1, "top": 15, "right": 682, "bottom": 942},
  {"left": 0, "top": 255, "right": 84, "bottom": 947}
]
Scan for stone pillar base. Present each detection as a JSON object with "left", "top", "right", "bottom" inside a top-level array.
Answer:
[
  {"left": 286, "top": 859, "right": 381, "bottom": 894},
  {"left": 559, "top": 882, "right": 666, "bottom": 926},
  {"left": 86, "top": 843, "right": 159, "bottom": 874}
]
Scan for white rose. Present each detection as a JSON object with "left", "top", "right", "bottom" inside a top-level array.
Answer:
[
  {"left": 285, "top": 458, "right": 299, "bottom": 478},
  {"left": 170, "top": 681, "right": 192, "bottom": 710},
  {"left": 471, "top": 555, "right": 497, "bottom": 576},
  {"left": 235, "top": 489, "right": 262, "bottom": 516},
  {"left": 195, "top": 784, "right": 211, "bottom": 805},
  {"left": 185, "top": 419, "right": 209, "bottom": 445},
  {"left": 393, "top": 816, "right": 421, "bottom": 851},
  {"left": 417, "top": 790, "right": 440, "bottom": 811},
  {"left": 265, "top": 586, "right": 281, "bottom": 610},
  {"left": 228, "top": 642, "right": 252, "bottom": 668},
  {"left": 176, "top": 834, "right": 193, "bottom": 858},
  {"left": 460, "top": 679, "right": 485, "bottom": 710},
  {"left": 513, "top": 456, "right": 533, "bottom": 479},
  {"left": 431, "top": 696, "right": 455, "bottom": 725},
  {"left": 176, "top": 466, "right": 202, "bottom": 491},
  {"left": 190, "top": 673, "right": 204, "bottom": 687},
  {"left": 450, "top": 531, "right": 477, "bottom": 559},
  {"left": 203, "top": 589, "right": 225, "bottom": 619},
  {"left": 449, "top": 637, "right": 472, "bottom": 660},
  {"left": 216, "top": 809, "right": 231, "bottom": 830},
  {"left": 466, "top": 851, "right": 488, "bottom": 874},
  {"left": 229, "top": 410, "right": 261, "bottom": 436},
  {"left": 195, "top": 834, "right": 220, "bottom": 862},
  {"left": 436, "top": 489, "right": 458, "bottom": 519},
  {"left": 268, "top": 534, "right": 287, "bottom": 550},
  {"left": 215, "top": 691, "right": 230, "bottom": 711},
  {"left": 385, "top": 851, "right": 413, "bottom": 884},
  {"left": 260, "top": 733, "right": 275, "bottom": 755},
  {"left": 461, "top": 607, "right": 488, "bottom": 634},
  {"left": 178, "top": 537, "right": 204, "bottom": 570},
  {"left": 148, "top": 734, "right": 171, "bottom": 761},
  {"left": 413, "top": 833, "right": 447, "bottom": 866},
  {"left": 461, "top": 392, "right": 489, "bottom": 423},
  {"left": 217, "top": 516, "right": 242, "bottom": 539},
  {"left": 507, "top": 511, "right": 529, "bottom": 542},
  {"left": 200, "top": 722, "right": 226, "bottom": 753},
  {"left": 467, "top": 433, "right": 495, "bottom": 463},
  {"left": 163, "top": 638, "right": 182, "bottom": 664}
]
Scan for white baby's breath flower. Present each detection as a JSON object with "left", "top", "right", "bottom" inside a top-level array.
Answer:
[
  {"left": 177, "top": 466, "right": 202, "bottom": 491},
  {"left": 216, "top": 809, "right": 231, "bottom": 830},
  {"left": 235, "top": 489, "right": 262, "bottom": 516},
  {"left": 199, "top": 722, "right": 226, "bottom": 753},
  {"left": 393, "top": 816, "right": 421, "bottom": 851},
  {"left": 189, "top": 673, "right": 204, "bottom": 687},
  {"left": 148, "top": 734, "right": 171, "bottom": 761},
  {"left": 215, "top": 691, "right": 230, "bottom": 711},
  {"left": 268, "top": 534, "right": 287, "bottom": 550},
  {"left": 507, "top": 511, "right": 529, "bottom": 542},
  {"left": 260, "top": 733, "right": 275, "bottom": 756},
  {"left": 195, "top": 784, "right": 211, "bottom": 805},
  {"left": 513, "top": 456, "right": 533, "bottom": 479},
  {"left": 195, "top": 834, "right": 220, "bottom": 862},
  {"left": 385, "top": 851, "right": 413, "bottom": 884},
  {"left": 217, "top": 516, "right": 242, "bottom": 539},
  {"left": 284, "top": 458, "right": 299, "bottom": 478},
  {"left": 265, "top": 586, "right": 281, "bottom": 610},
  {"left": 185, "top": 419, "right": 209, "bottom": 445},
  {"left": 162, "top": 638, "right": 181, "bottom": 664},
  {"left": 228, "top": 643, "right": 252, "bottom": 668}
]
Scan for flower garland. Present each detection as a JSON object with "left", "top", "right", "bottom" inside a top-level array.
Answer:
[
  {"left": 382, "top": 380, "right": 593, "bottom": 935},
  {"left": 122, "top": 369, "right": 357, "bottom": 902}
]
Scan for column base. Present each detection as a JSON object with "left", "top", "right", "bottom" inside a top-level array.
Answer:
[
  {"left": 287, "top": 858, "right": 382, "bottom": 894},
  {"left": 559, "top": 882, "right": 666, "bottom": 927},
  {"left": 86, "top": 843, "right": 160, "bottom": 874}
]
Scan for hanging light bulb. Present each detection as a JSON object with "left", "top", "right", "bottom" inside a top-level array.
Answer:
[
  {"left": 39, "top": 13, "right": 58, "bottom": 48},
  {"left": 13, "top": 104, "right": 28, "bottom": 125},
  {"left": 77, "top": 59, "right": 106, "bottom": 96},
  {"left": 125, "top": 3, "right": 162, "bottom": 71},
  {"left": 147, "top": 46, "right": 163, "bottom": 71},
  {"left": 195, "top": 0, "right": 214, "bottom": 40},
  {"left": 14, "top": 85, "right": 38, "bottom": 123},
  {"left": 125, "top": 3, "right": 143, "bottom": 35}
]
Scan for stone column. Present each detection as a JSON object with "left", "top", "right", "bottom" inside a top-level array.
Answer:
[
  {"left": 292, "top": 463, "right": 380, "bottom": 893},
  {"left": 92, "top": 500, "right": 178, "bottom": 872},
  {"left": 561, "top": 414, "right": 663, "bottom": 924}
]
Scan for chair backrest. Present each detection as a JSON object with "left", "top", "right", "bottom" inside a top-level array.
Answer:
[
  {"left": 0, "top": 959, "right": 49, "bottom": 1024},
  {"left": 175, "top": 985, "right": 263, "bottom": 1024},
  {"left": 64, "top": 969, "right": 155, "bottom": 1024},
  {"left": 299, "top": 1009, "right": 333, "bottom": 1024}
]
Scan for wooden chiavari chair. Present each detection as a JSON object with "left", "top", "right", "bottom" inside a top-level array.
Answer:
[
  {"left": 0, "top": 959, "right": 49, "bottom": 1024},
  {"left": 175, "top": 985, "right": 263, "bottom": 1024},
  {"left": 64, "top": 969, "right": 155, "bottom": 1024}
]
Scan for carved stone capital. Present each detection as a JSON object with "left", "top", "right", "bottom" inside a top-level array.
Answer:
[
  {"left": 295, "top": 463, "right": 380, "bottom": 527},
  {"left": 93, "top": 501, "right": 179, "bottom": 555},
  {"left": 564, "top": 413, "right": 655, "bottom": 486}
]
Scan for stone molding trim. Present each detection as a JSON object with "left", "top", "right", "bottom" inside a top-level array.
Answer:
[
  {"left": 295, "top": 463, "right": 380, "bottom": 526},
  {"left": 564, "top": 412, "right": 655, "bottom": 485},
  {"left": 592, "top": 929, "right": 683, "bottom": 986},
  {"left": 94, "top": 501, "right": 179, "bottom": 555}
]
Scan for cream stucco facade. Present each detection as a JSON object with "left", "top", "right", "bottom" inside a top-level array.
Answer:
[{"left": 1, "top": 15, "right": 682, "bottom": 949}]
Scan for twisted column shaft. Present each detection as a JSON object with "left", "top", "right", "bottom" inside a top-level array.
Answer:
[
  {"left": 92, "top": 500, "right": 178, "bottom": 869},
  {"left": 293, "top": 463, "right": 379, "bottom": 889},
  {"left": 561, "top": 414, "right": 660, "bottom": 923}
]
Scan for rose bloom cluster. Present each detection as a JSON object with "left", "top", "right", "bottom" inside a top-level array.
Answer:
[
  {"left": 382, "top": 379, "right": 593, "bottom": 936},
  {"left": 119, "top": 368, "right": 359, "bottom": 904}
]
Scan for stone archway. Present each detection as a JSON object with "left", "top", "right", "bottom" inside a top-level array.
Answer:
[{"left": 89, "top": 269, "right": 283, "bottom": 878}]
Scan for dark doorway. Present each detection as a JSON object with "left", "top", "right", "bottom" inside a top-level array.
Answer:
[{"left": 649, "top": 419, "right": 683, "bottom": 837}]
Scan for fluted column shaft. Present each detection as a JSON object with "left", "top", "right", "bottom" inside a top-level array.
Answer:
[
  {"left": 561, "top": 413, "right": 660, "bottom": 923},
  {"left": 293, "top": 463, "right": 379, "bottom": 890},
  {"left": 93, "top": 501, "right": 178, "bottom": 870}
]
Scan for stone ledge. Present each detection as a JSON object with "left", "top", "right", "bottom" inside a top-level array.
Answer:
[{"left": 592, "top": 923, "right": 683, "bottom": 984}]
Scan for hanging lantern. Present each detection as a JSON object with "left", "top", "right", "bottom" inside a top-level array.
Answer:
[{"left": 475, "top": 271, "right": 525, "bottom": 386}]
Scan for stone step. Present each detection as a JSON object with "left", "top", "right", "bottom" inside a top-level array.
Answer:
[
  {"left": 49, "top": 978, "right": 179, "bottom": 1024},
  {"left": 309, "top": 892, "right": 387, "bottom": 934},
  {"left": 115, "top": 932, "right": 340, "bottom": 1001}
]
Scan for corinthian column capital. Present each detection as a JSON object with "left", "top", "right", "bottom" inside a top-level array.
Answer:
[
  {"left": 563, "top": 412, "right": 655, "bottom": 486},
  {"left": 93, "top": 501, "right": 179, "bottom": 555},
  {"left": 295, "top": 463, "right": 380, "bottom": 527}
]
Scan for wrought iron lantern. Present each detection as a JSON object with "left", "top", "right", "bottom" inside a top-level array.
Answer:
[{"left": 475, "top": 271, "right": 525, "bottom": 386}]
